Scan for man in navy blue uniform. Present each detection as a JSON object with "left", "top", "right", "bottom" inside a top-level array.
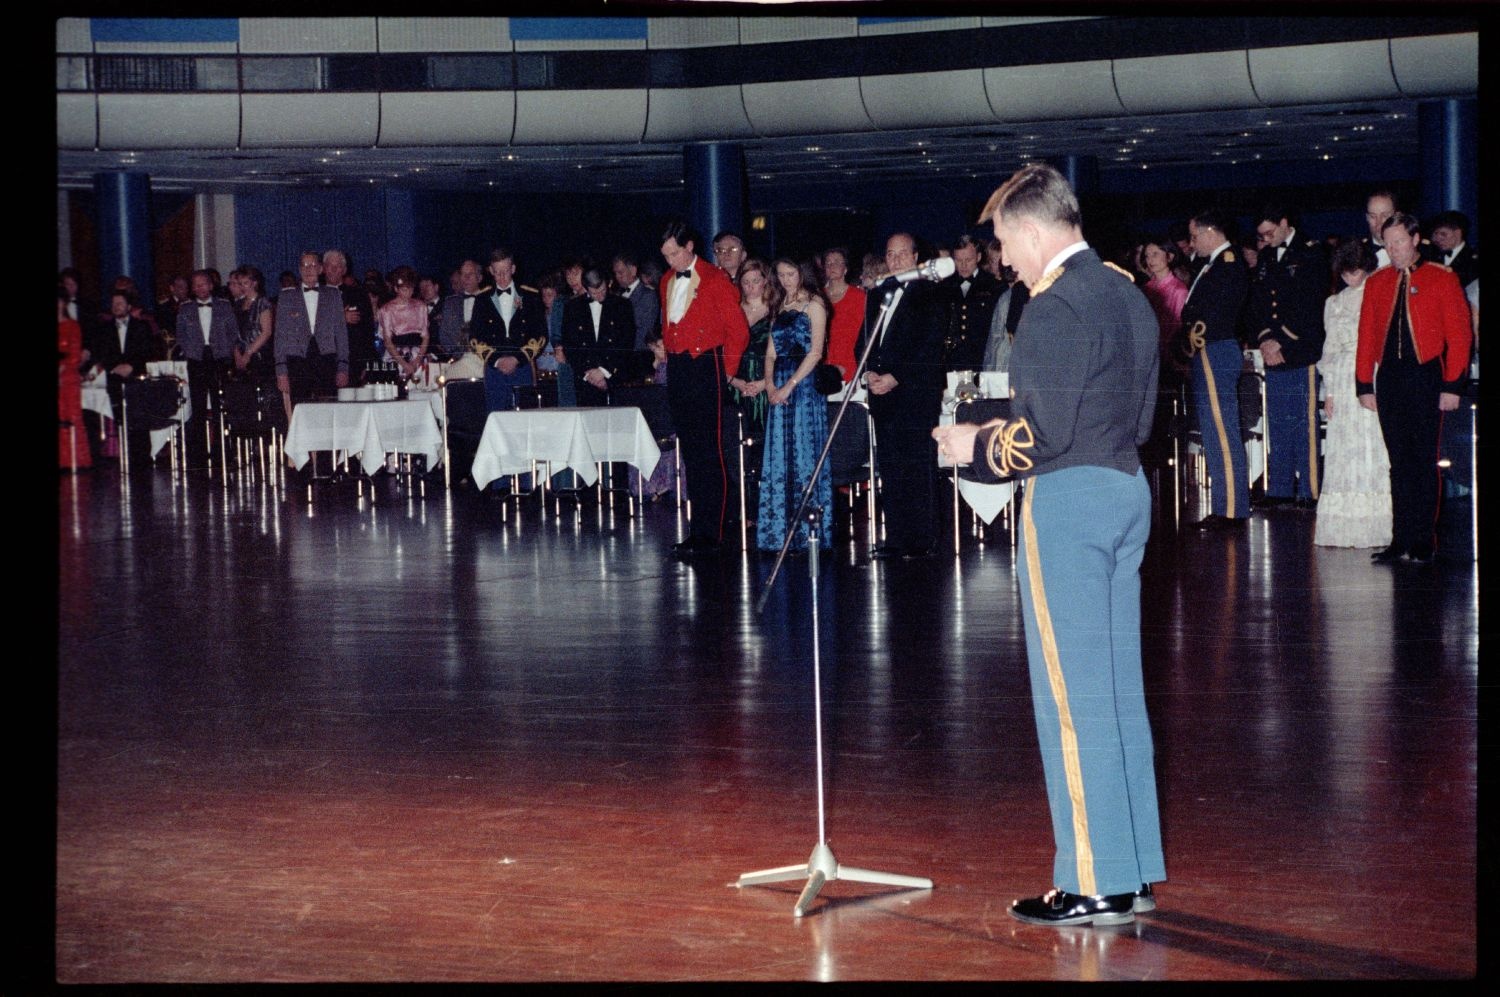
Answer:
[
  {"left": 471, "top": 248, "right": 546, "bottom": 413},
  {"left": 1246, "top": 205, "right": 1328, "bottom": 508},
  {"left": 934, "top": 162, "right": 1165, "bottom": 927},
  {"left": 1178, "top": 209, "right": 1251, "bottom": 530}
]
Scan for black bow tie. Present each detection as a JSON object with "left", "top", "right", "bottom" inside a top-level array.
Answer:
[
  {"left": 881, "top": 277, "right": 902, "bottom": 290},
  {"left": 302, "top": 286, "right": 319, "bottom": 293},
  {"left": 462, "top": 293, "right": 476, "bottom": 300},
  {"left": 676, "top": 269, "right": 693, "bottom": 279},
  {"left": 495, "top": 286, "right": 512, "bottom": 295}
]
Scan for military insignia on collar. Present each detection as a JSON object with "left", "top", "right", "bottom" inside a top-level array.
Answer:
[
  {"left": 1222, "top": 250, "right": 1236, "bottom": 263},
  {"left": 1103, "top": 261, "right": 1134, "bottom": 280}
]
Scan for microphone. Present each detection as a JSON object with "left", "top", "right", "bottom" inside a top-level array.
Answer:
[{"left": 888, "top": 258, "right": 957, "bottom": 283}]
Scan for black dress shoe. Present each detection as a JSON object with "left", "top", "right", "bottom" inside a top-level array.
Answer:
[
  {"left": 1009, "top": 888, "right": 1135, "bottom": 927},
  {"left": 671, "top": 538, "right": 718, "bottom": 559},
  {"left": 1293, "top": 497, "right": 1318, "bottom": 510},
  {"left": 1252, "top": 495, "right": 1293, "bottom": 509},
  {"left": 870, "top": 545, "right": 903, "bottom": 560},
  {"left": 1404, "top": 545, "right": 1435, "bottom": 564},
  {"left": 1194, "top": 514, "right": 1245, "bottom": 532},
  {"left": 1370, "top": 544, "right": 1404, "bottom": 563},
  {"left": 1132, "top": 883, "right": 1156, "bottom": 913},
  {"left": 901, "top": 544, "right": 938, "bottom": 561}
]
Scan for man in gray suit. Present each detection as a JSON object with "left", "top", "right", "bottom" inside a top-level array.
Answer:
[
  {"left": 612, "top": 253, "right": 660, "bottom": 350},
  {"left": 275, "top": 251, "right": 349, "bottom": 418},
  {"left": 435, "top": 259, "right": 485, "bottom": 360},
  {"left": 175, "top": 269, "right": 241, "bottom": 465}
]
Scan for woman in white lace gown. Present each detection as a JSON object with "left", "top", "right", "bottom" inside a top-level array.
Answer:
[{"left": 1315, "top": 241, "right": 1391, "bottom": 548}]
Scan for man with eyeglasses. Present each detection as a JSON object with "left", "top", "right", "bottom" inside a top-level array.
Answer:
[{"left": 711, "top": 231, "right": 747, "bottom": 282}]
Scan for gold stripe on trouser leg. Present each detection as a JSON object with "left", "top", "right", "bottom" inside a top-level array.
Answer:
[
  {"left": 1199, "top": 347, "right": 1237, "bottom": 519},
  {"left": 1022, "top": 482, "right": 1096, "bottom": 897},
  {"left": 1306, "top": 364, "right": 1320, "bottom": 498}
]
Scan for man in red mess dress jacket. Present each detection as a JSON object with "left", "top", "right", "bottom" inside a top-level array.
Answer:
[
  {"left": 659, "top": 219, "right": 750, "bottom": 559},
  {"left": 1355, "top": 211, "right": 1472, "bottom": 564}
]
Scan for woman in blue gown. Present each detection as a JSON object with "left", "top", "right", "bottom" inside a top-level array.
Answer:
[{"left": 757, "top": 259, "right": 833, "bottom": 551}]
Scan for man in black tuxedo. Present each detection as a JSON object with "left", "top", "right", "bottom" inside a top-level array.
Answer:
[
  {"left": 1429, "top": 210, "right": 1478, "bottom": 288},
  {"left": 89, "top": 289, "right": 158, "bottom": 466},
  {"left": 858, "top": 232, "right": 946, "bottom": 559},
  {"left": 274, "top": 252, "right": 349, "bottom": 420},
  {"left": 471, "top": 247, "right": 547, "bottom": 412},
  {"left": 174, "top": 269, "right": 241, "bottom": 466},
  {"left": 559, "top": 268, "right": 636, "bottom": 407},
  {"left": 940, "top": 233, "right": 1003, "bottom": 372},
  {"left": 323, "top": 249, "right": 378, "bottom": 379}
]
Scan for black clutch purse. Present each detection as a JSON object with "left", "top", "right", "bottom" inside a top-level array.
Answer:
[
  {"left": 813, "top": 364, "right": 844, "bottom": 395},
  {"left": 952, "top": 397, "right": 1014, "bottom": 483}
]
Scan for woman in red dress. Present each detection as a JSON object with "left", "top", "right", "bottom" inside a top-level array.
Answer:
[
  {"left": 58, "top": 287, "right": 92, "bottom": 471},
  {"left": 820, "top": 248, "right": 866, "bottom": 383}
]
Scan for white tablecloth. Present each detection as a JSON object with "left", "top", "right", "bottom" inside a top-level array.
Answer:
[
  {"left": 283, "top": 399, "right": 442, "bottom": 470},
  {"left": 939, "top": 372, "right": 1016, "bottom": 524},
  {"left": 471, "top": 407, "right": 660, "bottom": 490}
]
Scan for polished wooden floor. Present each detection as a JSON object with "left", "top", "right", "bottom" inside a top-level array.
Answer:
[{"left": 53, "top": 464, "right": 1479, "bottom": 982}]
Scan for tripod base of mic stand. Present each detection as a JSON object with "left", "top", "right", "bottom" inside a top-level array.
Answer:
[{"left": 736, "top": 842, "right": 933, "bottom": 917}]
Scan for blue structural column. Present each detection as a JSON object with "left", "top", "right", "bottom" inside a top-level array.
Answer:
[
  {"left": 683, "top": 143, "right": 747, "bottom": 254},
  {"left": 1052, "top": 155, "right": 1099, "bottom": 197},
  {"left": 94, "top": 171, "right": 153, "bottom": 301},
  {"left": 1418, "top": 99, "right": 1478, "bottom": 244}
]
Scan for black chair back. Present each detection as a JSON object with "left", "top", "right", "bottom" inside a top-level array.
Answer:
[
  {"left": 612, "top": 383, "right": 674, "bottom": 441},
  {"left": 123, "top": 378, "right": 182, "bottom": 428},
  {"left": 826, "top": 400, "right": 871, "bottom": 487}
]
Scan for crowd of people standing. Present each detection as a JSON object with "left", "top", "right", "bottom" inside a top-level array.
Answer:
[{"left": 59, "top": 186, "right": 1477, "bottom": 563}]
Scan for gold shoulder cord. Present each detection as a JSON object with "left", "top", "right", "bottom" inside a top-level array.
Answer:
[{"left": 1103, "top": 261, "right": 1134, "bottom": 280}]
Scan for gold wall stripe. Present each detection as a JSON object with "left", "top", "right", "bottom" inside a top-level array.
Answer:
[{"left": 1022, "top": 482, "right": 1096, "bottom": 896}]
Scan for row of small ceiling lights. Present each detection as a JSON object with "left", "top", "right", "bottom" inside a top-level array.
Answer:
[{"left": 95, "top": 112, "right": 1404, "bottom": 188}]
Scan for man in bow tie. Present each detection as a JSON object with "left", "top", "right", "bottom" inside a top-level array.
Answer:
[
  {"left": 1428, "top": 211, "right": 1478, "bottom": 288},
  {"left": 89, "top": 289, "right": 157, "bottom": 467},
  {"left": 274, "top": 252, "right": 349, "bottom": 420},
  {"left": 559, "top": 267, "right": 635, "bottom": 407},
  {"left": 436, "top": 260, "right": 484, "bottom": 361},
  {"left": 1177, "top": 209, "right": 1251, "bottom": 531},
  {"left": 659, "top": 220, "right": 750, "bottom": 557},
  {"left": 1247, "top": 204, "right": 1328, "bottom": 509},
  {"left": 857, "top": 232, "right": 945, "bottom": 560},
  {"left": 470, "top": 247, "right": 546, "bottom": 413},
  {"left": 175, "top": 270, "right": 241, "bottom": 466}
]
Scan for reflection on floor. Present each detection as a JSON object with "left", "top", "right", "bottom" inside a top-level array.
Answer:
[{"left": 55, "top": 469, "right": 1478, "bottom": 981}]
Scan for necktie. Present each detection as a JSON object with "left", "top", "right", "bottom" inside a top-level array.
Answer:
[
  {"left": 676, "top": 269, "right": 693, "bottom": 279},
  {"left": 302, "top": 286, "right": 318, "bottom": 293},
  {"left": 496, "top": 286, "right": 512, "bottom": 295},
  {"left": 881, "top": 276, "right": 901, "bottom": 290},
  {"left": 198, "top": 301, "right": 213, "bottom": 309}
]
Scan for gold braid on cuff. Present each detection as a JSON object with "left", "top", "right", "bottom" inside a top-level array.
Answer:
[{"left": 984, "top": 418, "right": 1036, "bottom": 478}]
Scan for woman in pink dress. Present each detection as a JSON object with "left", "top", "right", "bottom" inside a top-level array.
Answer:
[
  {"left": 375, "top": 265, "right": 430, "bottom": 377},
  {"left": 820, "top": 247, "right": 866, "bottom": 383},
  {"left": 1136, "top": 239, "right": 1189, "bottom": 360}
]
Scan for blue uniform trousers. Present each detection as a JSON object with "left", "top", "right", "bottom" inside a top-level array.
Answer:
[
  {"left": 1191, "top": 339, "right": 1250, "bottom": 519},
  {"left": 484, "top": 362, "right": 535, "bottom": 414},
  {"left": 1016, "top": 465, "right": 1166, "bottom": 897},
  {"left": 1263, "top": 363, "right": 1321, "bottom": 500}
]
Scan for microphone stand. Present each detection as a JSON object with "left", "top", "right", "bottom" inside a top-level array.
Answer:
[{"left": 738, "top": 286, "right": 933, "bottom": 917}]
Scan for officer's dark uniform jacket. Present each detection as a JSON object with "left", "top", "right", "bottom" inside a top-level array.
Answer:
[
  {"left": 1176, "top": 244, "right": 1249, "bottom": 355},
  {"left": 968, "top": 248, "right": 1159, "bottom": 482},
  {"left": 1245, "top": 234, "right": 1328, "bottom": 368}
]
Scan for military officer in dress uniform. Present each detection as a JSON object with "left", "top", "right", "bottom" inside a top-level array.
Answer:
[
  {"left": 934, "top": 162, "right": 1165, "bottom": 927},
  {"left": 659, "top": 220, "right": 751, "bottom": 558},
  {"left": 939, "top": 234, "right": 1003, "bottom": 372},
  {"left": 1247, "top": 205, "right": 1328, "bottom": 508},
  {"left": 1177, "top": 209, "right": 1251, "bottom": 530}
]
